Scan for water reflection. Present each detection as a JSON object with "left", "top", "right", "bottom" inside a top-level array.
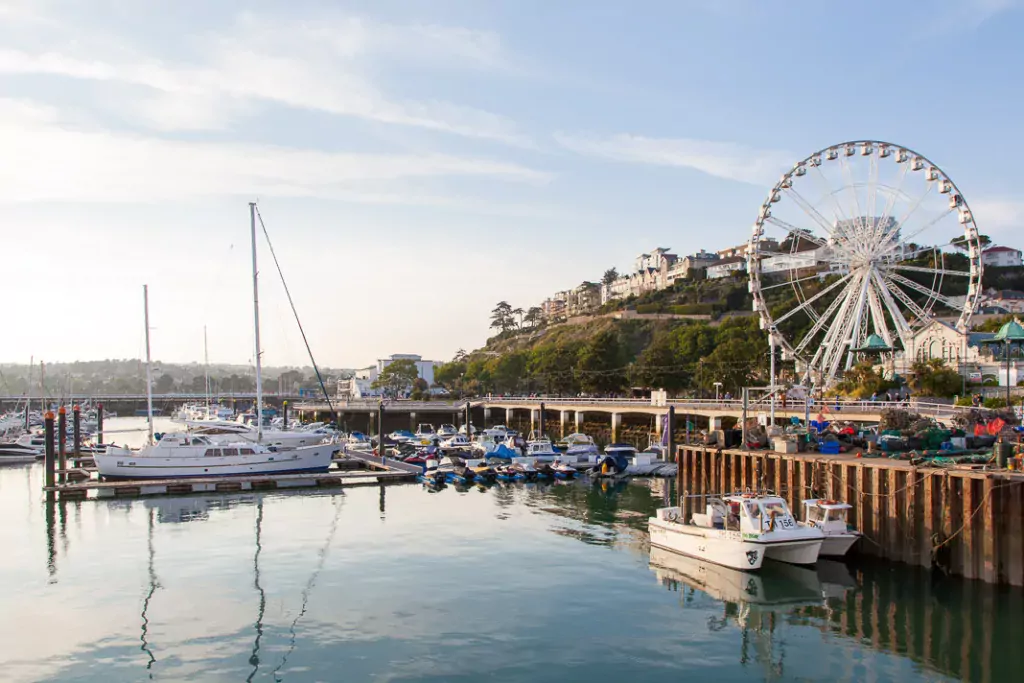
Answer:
[
  {"left": 247, "top": 500, "right": 266, "bottom": 683},
  {"left": 4, "top": 462, "right": 1023, "bottom": 683},
  {"left": 139, "top": 507, "right": 159, "bottom": 677}
]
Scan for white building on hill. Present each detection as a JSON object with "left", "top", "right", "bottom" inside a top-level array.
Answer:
[
  {"left": 344, "top": 354, "right": 441, "bottom": 399},
  {"left": 982, "top": 246, "right": 1023, "bottom": 268}
]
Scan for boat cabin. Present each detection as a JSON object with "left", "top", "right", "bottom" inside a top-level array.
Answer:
[
  {"left": 802, "top": 499, "right": 853, "bottom": 533},
  {"left": 692, "top": 495, "right": 799, "bottom": 534},
  {"left": 415, "top": 424, "right": 436, "bottom": 435}
]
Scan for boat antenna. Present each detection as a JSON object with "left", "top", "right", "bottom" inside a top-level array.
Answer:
[
  {"left": 253, "top": 205, "right": 336, "bottom": 423},
  {"left": 144, "top": 285, "right": 154, "bottom": 445},
  {"left": 250, "top": 202, "right": 264, "bottom": 443}
]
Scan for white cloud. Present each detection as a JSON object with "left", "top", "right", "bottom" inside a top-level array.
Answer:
[
  {"left": 0, "top": 98, "right": 550, "bottom": 203},
  {"left": 0, "top": 10, "right": 528, "bottom": 143},
  {"left": 554, "top": 132, "right": 792, "bottom": 186},
  {"left": 969, "top": 197, "right": 1024, "bottom": 237}
]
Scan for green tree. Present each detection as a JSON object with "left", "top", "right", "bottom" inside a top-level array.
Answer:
[
  {"left": 371, "top": 358, "right": 419, "bottom": 397},
  {"left": 950, "top": 234, "right": 992, "bottom": 252},
  {"left": 511, "top": 307, "right": 524, "bottom": 329},
  {"left": 909, "top": 358, "right": 962, "bottom": 398},
  {"left": 528, "top": 342, "right": 581, "bottom": 395},
  {"left": 154, "top": 373, "right": 175, "bottom": 393},
  {"left": 434, "top": 360, "right": 467, "bottom": 392},
  {"left": 486, "top": 352, "right": 528, "bottom": 393},
  {"left": 633, "top": 330, "right": 688, "bottom": 391},
  {"left": 577, "top": 330, "right": 627, "bottom": 394},
  {"left": 602, "top": 268, "right": 619, "bottom": 286},
  {"left": 490, "top": 301, "right": 514, "bottom": 333},
  {"left": 524, "top": 306, "right": 543, "bottom": 328}
]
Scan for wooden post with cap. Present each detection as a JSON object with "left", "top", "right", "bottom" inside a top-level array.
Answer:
[
  {"left": 57, "top": 406, "right": 67, "bottom": 484},
  {"left": 97, "top": 402, "right": 104, "bottom": 445},
  {"left": 72, "top": 404, "right": 81, "bottom": 457},
  {"left": 282, "top": 400, "right": 289, "bottom": 431},
  {"left": 44, "top": 411, "right": 55, "bottom": 490}
]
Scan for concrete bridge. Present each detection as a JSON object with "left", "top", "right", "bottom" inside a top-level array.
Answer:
[{"left": 289, "top": 396, "right": 962, "bottom": 441}]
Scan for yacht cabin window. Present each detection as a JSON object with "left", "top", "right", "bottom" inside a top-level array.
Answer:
[
  {"left": 205, "top": 449, "right": 222, "bottom": 457},
  {"left": 222, "top": 448, "right": 239, "bottom": 456}
]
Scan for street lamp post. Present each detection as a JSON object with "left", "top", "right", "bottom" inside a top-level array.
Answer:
[{"left": 713, "top": 382, "right": 723, "bottom": 402}]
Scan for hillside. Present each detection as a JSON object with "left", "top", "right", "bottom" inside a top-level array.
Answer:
[{"left": 437, "top": 261, "right": 1024, "bottom": 399}]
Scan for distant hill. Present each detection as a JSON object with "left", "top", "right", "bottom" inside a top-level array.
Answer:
[{"left": 0, "top": 359, "right": 354, "bottom": 396}]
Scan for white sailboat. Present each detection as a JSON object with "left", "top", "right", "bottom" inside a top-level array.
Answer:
[
  {"left": 648, "top": 494, "right": 824, "bottom": 571},
  {"left": 96, "top": 206, "right": 337, "bottom": 479}
]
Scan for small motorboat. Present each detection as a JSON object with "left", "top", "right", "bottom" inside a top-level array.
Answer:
[
  {"left": 591, "top": 444, "right": 634, "bottom": 477},
  {"left": 551, "top": 460, "right": 576, "bottom": 480},
  {"left": 533, "top": 462, "right": 555, "bottom": 480},
  {"left": 799, "top": 499, "right": 861, "bottom": 557},
  {"left": 648, "top": 494, "right": 824, "bottom": 570},
  {"left": 524, "top": 438, "right": 559, "bottom": 463},
  {"left": 437, "top": 424, "right": 458, "bottom": 438},
  {"left": 510, "top": 461, "right": 537, "bottom": 481}
]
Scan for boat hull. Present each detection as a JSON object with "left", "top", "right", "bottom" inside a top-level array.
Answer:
[
  {"left": 819, "top": 532, "right": 860, "bottom": 557},
  {"left": 649, "top": 518, "right": 765, "bottom": 571},
  {"left": 761, "top": 539, "right": 823, "bottom": 565},
  {"left": 94, "top": 443, "right": 337, "bottom": 479}
]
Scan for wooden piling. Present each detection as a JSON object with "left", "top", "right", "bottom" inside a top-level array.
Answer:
[
  {"left": 72, "top": 404, "right": 81, "bottom": 457},
  {"left": 57, "top": 407, "right": 67, "bottom": 485},
  {"left": 282, "top": 400, "right": 289, "bottom": 430},
  {"left": 44, "top": 411, "right": 55, "bottom": 490}
]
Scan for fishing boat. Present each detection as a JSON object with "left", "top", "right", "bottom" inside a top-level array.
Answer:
[
  {"left": 799, "top": 499, "right": 861, "bottom": 557},
  {"left": 648, "top": 494, "right": 824, "bottom": 570},
  {"left": 524, "top": 438, "right": 559, "bottom": 462}
]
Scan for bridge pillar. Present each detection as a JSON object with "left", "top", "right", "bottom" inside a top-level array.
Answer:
[
  {"left": 611, "top": 413, "right": 622, "bottom": 442},
  {"left": 506, "top": 408, "right": 514, "bottom": 426},
  {"left": 560, "top": 410, "right": 569, "bottom": 436},
  {"left": 410, "top": 411, "right": 417, "bottom": 430},
  {"left": 530, "top": 408, "right": 538, "bottom": 435},
  {"left": 484, "top": 407, "right": 492, "bottom": 426},
  {"left": 575, "top": 411, "right": 583, "bottom": 432},
  {"left": 710, "top": 415, "right": 723, "bottom": 430}
]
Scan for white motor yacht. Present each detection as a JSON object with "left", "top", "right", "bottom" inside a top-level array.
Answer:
[
  {"left": 437, "top": 424, "right": 458, "bottom": 438},
  {"left": 799, "top": 499, "right": 861, "bottom": 557},
  {"left": 648, "top": 494, "right": 824, "bottom": 571},
  {"left": 187, "top": 420, "right": 331, "bottom": 450},
  {"left": 0, "top": 432, "right": 44, "bottom": 463},
  {"left": 94, "top": 432, "right": 337, "bottom": 479}
]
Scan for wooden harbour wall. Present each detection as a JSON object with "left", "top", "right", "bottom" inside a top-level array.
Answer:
[{"left": 676, "top": 446, "right": 1024, "bottom": 586}]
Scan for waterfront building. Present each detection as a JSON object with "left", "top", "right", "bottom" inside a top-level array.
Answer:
[
  {"left": 602, "top": 247, "right": 679, "bottom": 303},
  {"left": 344, "top": 354, "right": 441, "bottom": 398},
  {"left": 982, "top": 245, "right": 1023, "bottom": 268}
]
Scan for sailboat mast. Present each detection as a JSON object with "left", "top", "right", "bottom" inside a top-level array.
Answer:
[
  {"left": 204, "top": 325, "right": 211, "bottom": 417},
  {"left": 144, "top": 284, "right": 154, "bottom": 445},
  {"left": 249, "top": 202, "right": 264, "bottom": 442},
  {"left": 26, "top": 355, "right": 32, "bottom": 429}
]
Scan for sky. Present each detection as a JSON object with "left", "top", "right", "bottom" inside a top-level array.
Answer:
[{"left": 2, "top": 0, "right": 1023, "bottom": 369}]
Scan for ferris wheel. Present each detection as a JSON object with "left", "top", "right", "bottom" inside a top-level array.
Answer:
[{"left": 748, "top": 140, "right": 984, "bottom": 388}]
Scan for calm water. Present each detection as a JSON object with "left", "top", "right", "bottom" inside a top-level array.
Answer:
[{"left": 1, "top": 420, "right": 1022, "bottom": 682}]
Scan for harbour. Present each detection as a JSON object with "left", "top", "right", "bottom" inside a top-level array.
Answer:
[{"left": 4, "top": 461, "right": 1022, "bottom": 682}]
